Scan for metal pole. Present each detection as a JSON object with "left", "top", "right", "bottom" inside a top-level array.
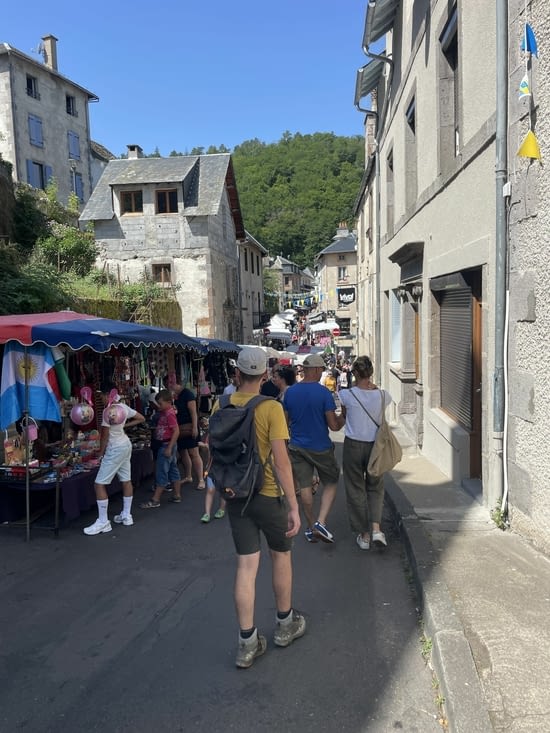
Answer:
[
  {"left": 24, "top": 347, "right": 30, "bottom": 542},
  {"left": 493, "top": 0, "right": 508, "bottom": 509}
]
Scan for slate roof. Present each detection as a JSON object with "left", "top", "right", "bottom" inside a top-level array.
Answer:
[
  {"left": 80, "top": 154, "right": 244, "bottom": 237},
  {"left": 0, "top": 43, "right": 98, "bottom": 100},
  {"left": 317, "top": 234, "right": 357, "bottom": 257},
  {"left": 90, "top": 141, "right": 117, "bottom": 161}
]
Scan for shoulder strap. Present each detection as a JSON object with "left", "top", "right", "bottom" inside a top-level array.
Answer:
[
  {"left": 219, "top": 393, "right": 231, "bottom": 409},
  {"left": 349, "top": 387, "right": 380, "bottom": 429}
]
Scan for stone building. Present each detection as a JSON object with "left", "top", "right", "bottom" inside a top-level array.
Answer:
[
  {"left": 315, "top": 223, "right": 358, "bottom": 351},
  {"left": 353, "top": 0, "right": 550, "bottom": 552},
  {"left": 505, "top": 0, "right": 550, "bottom": 553},
  {"left": 354, "top": 1, "right": 497, "bottom": 500},
  {"left": 239, "top": 231, "right": 268, "bottom": 343},
  {"left": 0, "top": 35, "right": 97, "bottom": 204},
  {"left": 80, "top": 148, "right": 246, "bottom": 342}
]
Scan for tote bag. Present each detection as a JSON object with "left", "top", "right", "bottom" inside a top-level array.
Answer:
[{"left": 350, "top": 389, "right": 403, "bottom": 478}]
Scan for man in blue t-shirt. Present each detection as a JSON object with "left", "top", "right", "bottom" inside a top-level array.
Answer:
[{"left": 282, "top": 354, "right": 344, "bottom": 543}]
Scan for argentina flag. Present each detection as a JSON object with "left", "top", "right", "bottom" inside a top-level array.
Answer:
[{"left": 0, "top": 342, "right": 61, "bottom": 430}]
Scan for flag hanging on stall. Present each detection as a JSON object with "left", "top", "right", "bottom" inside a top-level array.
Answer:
[{"left": 0, "top": 342, "right": 61, "bottom": 429}]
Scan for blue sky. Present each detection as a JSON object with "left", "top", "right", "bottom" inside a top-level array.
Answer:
[{"left": 4, "top": 0, "right": 370, "bottom": 157}]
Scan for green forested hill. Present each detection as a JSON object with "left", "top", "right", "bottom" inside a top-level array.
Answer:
[{"left": 231, "top": 132, "right": 364, "bottom": 268}]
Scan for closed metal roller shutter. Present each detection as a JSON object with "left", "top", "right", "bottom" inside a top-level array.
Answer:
[{"left": 440, "top": 288, "right": 472, "bottom": 430}]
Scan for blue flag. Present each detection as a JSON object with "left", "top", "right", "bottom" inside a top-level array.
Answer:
[{"left": 0, "top": 342, "right": 61, "bottom": 429}]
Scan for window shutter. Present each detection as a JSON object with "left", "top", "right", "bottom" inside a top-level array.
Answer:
[
  {"left": 26, "top": 159, "right": 34, "bottom": 185},
  {"left": 75, "top": 173, "right": 84, "bottom": 201},
  {"left": 440, "top": 287, "right": 472, "bottom": 429},
  {"left": 29, "top": 115, "right": 43, "bottom": 146},
  {"left": 45, "top": 166, "right": 53, "bottom": 185},
  {"left": 68, "top": 131, "right": 80, "bottom": 159}
]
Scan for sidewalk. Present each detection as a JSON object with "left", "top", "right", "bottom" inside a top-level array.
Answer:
[{"left": 385, "top": 454, "right": 550, "bottom": 733}]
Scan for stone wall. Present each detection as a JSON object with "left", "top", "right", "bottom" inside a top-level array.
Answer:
[{"left": 506, "top": 0, "right": 550, "bottom": 553}]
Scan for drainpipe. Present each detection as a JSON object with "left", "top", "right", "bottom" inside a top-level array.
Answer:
[
  {"left": 362, "top": 13, "right": 394, "bottom": 382},
  {"left": 493, "top": 0, "right": 508, "bottom": 512}
]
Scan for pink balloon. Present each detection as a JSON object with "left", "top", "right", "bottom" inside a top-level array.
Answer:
[
  {"left": 104, "top": 403, "right": 126, "bottom": 426},
  {"left": 71, "top": 403, "right": 95, "bottom": 426}
]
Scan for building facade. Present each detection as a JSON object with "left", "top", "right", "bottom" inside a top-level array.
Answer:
[
  {"left": 80, "top": 148, "right": 245, "bottom": 342},
  {"left": 0, "top": 35, "right": 97, "bottom": 205},
  {"left": 354, "top": 0, "right": 550, "bottom": 552},
  {"left": 354, "top": 1, "right": 498, "bottom": 499},
  {"left": 239, "top": 231, "right": 268, "bottom": 343},
  {"left": 315, "top": 223, "right": 358, "bottom": 351}
]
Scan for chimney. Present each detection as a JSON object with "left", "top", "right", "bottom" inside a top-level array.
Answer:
[
  {"left": 335, "top": 221, "right": 349, "bottom": 237},
  {"left": 41, "top": 35, "right": 58, "bottom": 71},
  {"left": 127, "top": 144, "right": 144, "bottom": 159}
]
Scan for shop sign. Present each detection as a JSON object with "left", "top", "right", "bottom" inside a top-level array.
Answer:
[{"left": 337, "top": 287, "right": 356, "bottom": 305}]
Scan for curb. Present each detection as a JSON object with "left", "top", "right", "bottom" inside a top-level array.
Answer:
[{"left": 384, "top": 474, "right": 493, "bottom": 733}]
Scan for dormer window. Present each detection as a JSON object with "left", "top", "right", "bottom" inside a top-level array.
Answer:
[
  {"left": 121, "top": 190, "right": 143, "bottom": 214},
  {"left": 156, "top": 189, "right": 178, "bottom": 214}
]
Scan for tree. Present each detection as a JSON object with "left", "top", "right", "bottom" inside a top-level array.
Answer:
[
  {"left": 232, "top": 132, "right": 364, "bottom": 268},
  {"left": 34, "top": 223, "right": 98, "bottom": 276}
]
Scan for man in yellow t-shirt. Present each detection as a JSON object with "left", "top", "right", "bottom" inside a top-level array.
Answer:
[{"left": 216, "top": 346, "right": 305, "bottom": 669}]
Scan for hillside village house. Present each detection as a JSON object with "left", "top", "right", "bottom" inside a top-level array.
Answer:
[
  {"left": 80, "top": 148, "right": 246, "bottom": 342},
  {"left": 267, "top": 255, "right": 316, "bottom": 311},
  {"left": 315, "top": 223, "right": 358, "bottom": 352},
  {"left": 0, "top": 35, "right": 97, "bottom": 204},
  {"left": 353, "top": 0, "right": 550, "bottom": 553}
]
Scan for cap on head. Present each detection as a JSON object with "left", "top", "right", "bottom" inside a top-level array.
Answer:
[
  {"left": 302, "top": 354, "right": 325, "bottom": 368},
  {"left": 237, "top": 346, "right": 267, "bottom": 376}
]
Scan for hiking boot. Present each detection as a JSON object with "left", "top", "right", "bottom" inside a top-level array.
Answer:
[
  {"left": 235, "top": 632, "right": 267, "bottom": 669},
  {"left": 313, "top": 520, "right": 334, "bottom": 543},
  {"left": 83, "top": 519, "right": 112, "bottom": 536},
  {"left": 304, "top": 528, "right": 318, "bottom": 543},
  {"left": 274, "top": 610, "right": 306, "bottom": 648},
  {"left": 113, "top": 514, "right": 134, "bottom": 526}
]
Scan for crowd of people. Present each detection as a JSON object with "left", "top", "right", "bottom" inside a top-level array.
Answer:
[{"left": 82, "top": 347, "right": 394, "bottom": 670}]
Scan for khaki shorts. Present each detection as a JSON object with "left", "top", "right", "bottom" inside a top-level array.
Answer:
[{"left": 288, "top": 444, "right": 340, "bottom": 490}]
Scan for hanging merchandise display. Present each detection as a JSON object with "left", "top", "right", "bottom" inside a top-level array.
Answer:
[{"left": 70, "top": 386, "right": 95, "bottom": 427}]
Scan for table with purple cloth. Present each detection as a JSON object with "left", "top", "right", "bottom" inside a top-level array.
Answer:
[{"left": 0, "top": 448, "right": 154, "bottom": 523}]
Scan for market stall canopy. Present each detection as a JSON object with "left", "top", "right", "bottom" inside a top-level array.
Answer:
[
  {"left": 0, "top": 312, "right": 204, "bottom": 354},
  {"left": 309, "top": 320, "right": 340, "bottom": 333},
  {"left": 198, "top": 338, "right": 240, "bottom": 355}
]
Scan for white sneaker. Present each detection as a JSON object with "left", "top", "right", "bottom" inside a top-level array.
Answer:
[
  {"left": 113, "top": 514, "right": 134, "bottom": 526},
  {"left": 83, "top": 519, "right": 112, "bottom": 536},
  {"left": 356, "top": 534, "right": 370, "bottom": 550},
  {"left": 372, "top": 531, "right": 387, "bottom": 547}
]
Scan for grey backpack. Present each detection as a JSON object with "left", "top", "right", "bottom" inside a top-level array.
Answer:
[{"left": 208, "top": 394, "right": 273, "bottom": 508}]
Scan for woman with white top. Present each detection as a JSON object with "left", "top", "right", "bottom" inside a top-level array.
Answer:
[{"left": 338, "top": 356, "right": 392, "bottom": 550}]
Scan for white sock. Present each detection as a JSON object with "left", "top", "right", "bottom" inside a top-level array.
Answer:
[
  {"left": 97, "top": 499, "right": 109, "bottom": 523},
  {"left": 122, "top": 496, "right": 133, "bottom": 516}
]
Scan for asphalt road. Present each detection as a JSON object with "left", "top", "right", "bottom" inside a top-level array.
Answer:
[{"left": 0, "top": 440, "right": 442, "bottom": 733}]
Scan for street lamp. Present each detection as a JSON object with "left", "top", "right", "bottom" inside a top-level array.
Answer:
[{"left": 68, "top": 158, "right": 77, "bottom": 194}]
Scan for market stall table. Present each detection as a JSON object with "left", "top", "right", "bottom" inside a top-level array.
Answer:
[{"left": 0, "top": 448, "right": 153, "bottom": 528}]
